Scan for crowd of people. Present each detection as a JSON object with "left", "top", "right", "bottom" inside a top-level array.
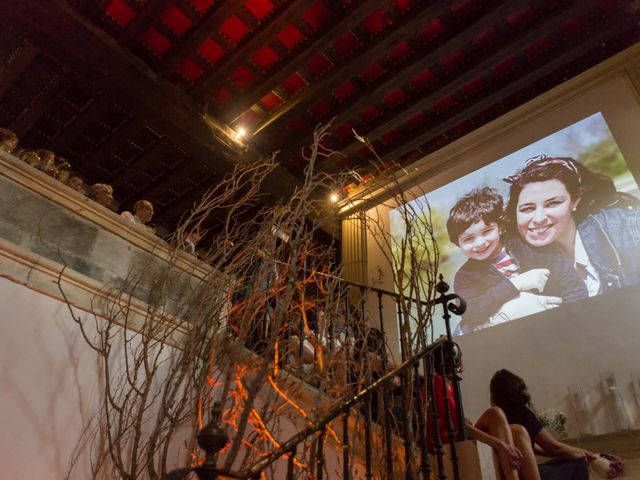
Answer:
[{"left": 0, "top": 127, "right": 176, "bottom": 240}]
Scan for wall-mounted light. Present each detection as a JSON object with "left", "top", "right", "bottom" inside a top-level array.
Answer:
[{"left": 329, "top": 192, "right": 340, "bottom": 204}]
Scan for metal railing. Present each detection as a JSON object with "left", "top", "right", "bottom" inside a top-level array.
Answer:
[{"left": 163, "top": 276, "right": 467, "bottom": 480}]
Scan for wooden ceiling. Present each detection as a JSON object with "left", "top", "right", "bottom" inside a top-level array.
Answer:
[{"left": 1, "top": 0, "right": 639, "bottom": 236}]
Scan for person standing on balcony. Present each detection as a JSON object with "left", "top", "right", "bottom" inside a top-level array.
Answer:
[{"left": 121, "top": 200, "right": 155, "bottom": 232}]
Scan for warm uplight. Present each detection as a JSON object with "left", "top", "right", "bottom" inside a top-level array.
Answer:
[{"left": 330, "top": 192, "right": 339, "bottom": 203}]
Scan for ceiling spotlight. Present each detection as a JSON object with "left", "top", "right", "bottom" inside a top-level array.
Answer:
[
  {"left": 330, "top": 192, "right": 339, "bottom": 203},
  {"left": 234, "top": 127, "right": 246, "bottom": 141}
]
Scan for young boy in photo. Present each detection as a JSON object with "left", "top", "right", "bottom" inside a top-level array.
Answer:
[{"left": 446, "top": 188, "right": 587, "bottom": 334}]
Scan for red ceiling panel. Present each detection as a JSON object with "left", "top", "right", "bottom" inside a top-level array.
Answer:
[
  {"left": 309, "top": 99, "right": 333, "bottom": 118},
  {"left": 230, "top": 66, "right": 256, "bottom": 89},
  {"left": 333, "top": 80, "right": 358, "bottom": 102},
  {"left": 433, "top": 95, "right": 455, "bottom": 112},
  {"left": 303, "top": 1, "right": 332, "bottom": 30},
  {"left": 334, "top": 121, "right": 354, "bottom": 140},
  {"left": 281, "top": 72, "right": 308, "bottom": 95},
  {"left": 359, "top": 105, "right": 382, "bottom": 123},
  {"left": 410, "top": 69, "right": 436, "bottom": 90},
  {"left": 360, "top": 62, "right": 385, "bottom": 83},
  {"left": 278, "top": 24, "right": 305, "bottom": 50},
  {"left": 388, "top": 41, "right": 413, "bottom": 64},
  {"left": 394, "top": 0, "right": 415, "bottom": 12},
  {"left": 451, "top": 0, "right": 476, "bottom": 16},
  {"left": 383, "top": 88, "right": 407, "bottom": 107},
  {"left": 460, "top": 76, "right": 485, "bottom": 96},
  {"left": 561, "top": 14, "right": 589, "bottom": 35},
  {"left": 104, "top": 0, "right": 136, "bottom": 26},
  {"left": 259, "top": 91, "right": 284, "bottom": 112},
  {"left": 441, "top": 48, "right": 465, "bottom": 72},
  {"left": 381, "top": 127, "right": 401, "bottom": 144},
  {"left": 525, "top": 36, "right": 552, "bottom": 61},
  {"left": 406, "top": 111, "right": 428, "bottom": 129},
  {"left": 288, "top": 114, "right": 309, "bottom": 132},
  {"left": 161, "top": 6, "right": 192, "bottom": 36},
  {"left": 492, "top": 56, "right": 518, "bottom": 77},
  {"left": 362, "top": 9, "right": 390, "bottom": 36},
  {"left": 245, "top": 0, "right": 275, "bottom": 21},
  {"left": 197, "top": 38, "right": 225, "bottom": 64},
  {"left": 307, "top": 53, "right": 333, "bottom": 77},
  {"left": 189, "top": 0, "right": 214, "bottom": 14},
  {"left": 210, "top": 86, "right": 232, "bottom": 103},
  {"left": 506, "top": 5, "right": 534, "bottom": 28},
  {"left": 419, "top": 18, "right": 445, "bottom": 43},
  {"left": 178, "top": 58, "right": 204, "bottom": 81},
  {"left": 220, "top": 16, "right": 251, "bottom": 44},
  {"left": 252, "top": 45, "right": 280, "bottom": 70},
  {"left": 333, "top": 32, "right": 360, "bottom": 57},
  {"left": 473, "top": 26, "right": 498, "bottom": 49},
  {"left": 141, "top": 27, "right": 171, "bottom": 56}
]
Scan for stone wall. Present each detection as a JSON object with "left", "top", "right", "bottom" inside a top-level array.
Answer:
[{"left": 0, "top": 150, "right": 218, "bottom": 314}]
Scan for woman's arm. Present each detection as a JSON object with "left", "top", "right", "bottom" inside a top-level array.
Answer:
[
  {"left": 465, "top": 420, "right": 522, "bottom": 468},
  {"left": 534, "top": 428, "right": 596, "bottom": 461}
]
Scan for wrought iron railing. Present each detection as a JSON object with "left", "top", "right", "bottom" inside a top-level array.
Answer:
[{"left": 163, "top": 276, "right": 467, "bottom": 480}]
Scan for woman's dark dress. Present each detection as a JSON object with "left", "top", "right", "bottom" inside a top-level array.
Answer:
[{"left": 503, "top": 405, "right": 588, "bottom": 480}]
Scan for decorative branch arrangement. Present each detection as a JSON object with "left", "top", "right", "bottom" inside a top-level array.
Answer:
[{"left": 58, "top": 123, "right": 445, "bottom": 480}]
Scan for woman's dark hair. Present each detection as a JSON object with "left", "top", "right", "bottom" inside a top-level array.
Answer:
[
  {"left": 490, "top": 369, "right": 531, "bottom": 410},
  {"left": 504, "top": 155, "right": 639, "bottom": 230}
]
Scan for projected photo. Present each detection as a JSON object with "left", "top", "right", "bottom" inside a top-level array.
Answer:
[{"left": 390, "top": 113, "right": 640, "bottom": 336}]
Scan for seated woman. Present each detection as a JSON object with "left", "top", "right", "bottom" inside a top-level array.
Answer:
[
  {"left": 427, "top": 341, "right": 532, "bottom": 480},
  {"left": 489, "top": 369, "right": 603, "bottom": 480}
]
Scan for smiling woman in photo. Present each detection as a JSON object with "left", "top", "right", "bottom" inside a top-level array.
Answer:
[{"left": 504, "top": 155, "right": 640, "bottom": 296}]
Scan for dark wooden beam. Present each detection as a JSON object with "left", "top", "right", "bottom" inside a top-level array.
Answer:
[
  {"left": 275, "top": 0, "right": 523, "bottom": 165},
  {"left": 11, "top": 71, "right": 70, "bottom": 136},
  {"left": 0, "top": 40, "right": 39, "bottom": 99},
  {"left": 203, "top": 0, "right": 382, "bottom": 122},
  {"left": 120, "top": 0, "right": 173, "bottom": 43},
  {"left": 161, "top": 0, "right": 242, "bottom": 75},
  {"left": 0, "top": 0, "right": 299, "bottom": 201},
  {"left": 48, "top": 94, "right": 112, "bottom": 153},
  {"left": 334, "top": 0, "right": 605, "bottom": 163},
  {"left": 251, "top": 0, "right": 477, "bottom": 138},
  {"left": 120, "top": 159, "right": 191, "bottom": 207},
  {"left": 78, "top": 119, "right": 140, "bottom": 173},
  {"left": 189, "top": 0, "right": 312, "bottom": 98},
  {"left": 107, "top": 136, "right": 170, "bottom": 187},
  {"left": 377, "top": 19, "right": 640, "bottom": 168}
]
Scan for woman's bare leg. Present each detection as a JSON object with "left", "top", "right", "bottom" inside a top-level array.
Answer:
[
  {"left": 475, "top": 407, "right": 519, "bottom": 480},
  {"left": 510, "top": 425, "right": 542, "bottom": 480}
]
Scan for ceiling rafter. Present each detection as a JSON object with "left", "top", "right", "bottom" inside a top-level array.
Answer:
[
  {"left": 376, "top": 20, "right": 640, "bottom": 169},
  {"left": 121, "top": 155, "right": 192, "bottom": 206},
  {"left": 0, "top": 40, "right": 39, "bottom": 100},
  {"left": 120, "top": 0, "right": 174, "bottom": 43},
  {"left": 161, "top": 0, "right": 246, "bottom": 75},
  {"left": 0, "top": 0, "right": 299, "bottom": 202},
  {"left": 78, "top": 119, "right": 141, "bottom": 173},
  {"left": 11, "top": 71, "right": 70, "bottom": 137},
  {"left": 275, "top": 0, "right": 526, "bottom": 164},
  {"left": 210, "top": 0, "right": 389, "bottom": 123},
  {"left": 333, "top": 0, "right": 604, "bottom": 164},
  {"left": 107, "top": 136, "right": 171, "bottom": 187},
  {"left": 251, "top": 0, "right": 478, "bottom": 139},
  {"left": 189, "top": 0, "right": 314, "bottom": 98},
  {"left": 49, "top": 94, "right": 111, "bottom": 153}
]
